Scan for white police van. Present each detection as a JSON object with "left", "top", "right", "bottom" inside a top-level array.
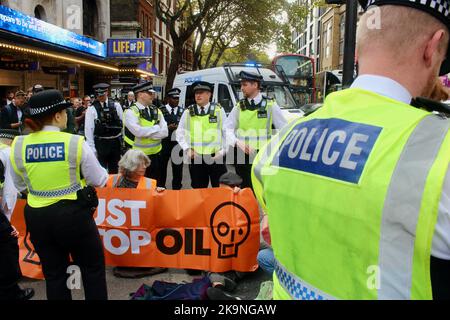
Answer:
[{"left": 173, "top": 63, "right": 305, "bottom": 122}]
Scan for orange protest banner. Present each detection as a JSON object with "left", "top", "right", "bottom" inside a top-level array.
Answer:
[{"left": 11, "top": 187, "right": 260, "bottom": 280}]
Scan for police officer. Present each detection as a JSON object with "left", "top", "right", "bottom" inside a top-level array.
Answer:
[
  {"left": 176, "top": 81, "right": 228, "bottom": 188},
  {"left": 9, "top": 90, "right": 108, "bottom": 300},
  {"left": 252, "top": 0, "right": 450, "bottom": 300},
  {"left": 0, "top": 129, "right": 34, "bottom": 301},
  {"left": 159, "top": 88, "right": 184, "bottom": 190},
  {"left": 225, "top": 71, "right": 287, "bottom": 189},
  {"left": 85, "top": 83, "right": 123, "bottom": 174},
  {"left": 123, "top": 82, "right": 168, "bottom": 186}
]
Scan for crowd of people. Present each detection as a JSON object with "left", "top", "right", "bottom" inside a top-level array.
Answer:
[{"left": 0, "top": 67, "right": 279, "bottom": 301}]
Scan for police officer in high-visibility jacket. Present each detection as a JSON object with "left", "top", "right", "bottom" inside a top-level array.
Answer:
[
  {"left": 252, "top": 0, "right": 450, "bottom": 300},
  {"left": 176, "top": 81, "right": 229, "bottom": 188},
  {"left": 225, "top": 71, "right": 287, "bottom": 189},
  {"left": 123, "top": 82, "right": 168, "bottom": 186},
  {"left": 9, "top": 90, "right": 108, "bottom": 300}
]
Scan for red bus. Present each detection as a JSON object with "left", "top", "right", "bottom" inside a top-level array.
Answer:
[{"left": 272, "top": 53, "right": 316, "bottom": 106}]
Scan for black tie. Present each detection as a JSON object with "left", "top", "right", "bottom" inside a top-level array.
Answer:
[
  {"left": 250, "top": 99, "right": 256, "bottom": 110},
  {"left": 200, "top": 107, "right": 206, "bottom": 116},
  {"left": 171, "top": 108, "right": 176, "bottom": 116},
  {"left": 144, "top": 107, "right": 151, "bottom": 119}
]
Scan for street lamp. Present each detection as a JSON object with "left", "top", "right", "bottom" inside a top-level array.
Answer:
[{"left": 325, "top": 0, "right": 358, "bottom": 87}]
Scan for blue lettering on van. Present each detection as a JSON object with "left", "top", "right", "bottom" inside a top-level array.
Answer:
[
  {"left": 184, "top": 76, "right": 202, "bottom": 84},
  {"left": 25, "top": 143, "right": 65, "bottom": 163},
  {"left": 272, "top": 118, "right": 382, "bottom": 184}
]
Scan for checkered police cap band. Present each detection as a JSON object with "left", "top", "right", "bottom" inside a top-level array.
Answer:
[
  {"left": 29, "top": 101, "right": 67, "bottom": 116},
  {"left": 364, "top": 0, "right": 450, "bottom": 21},
  {"left": 0, "top": 132, "right": 18, "bottom": 140}
]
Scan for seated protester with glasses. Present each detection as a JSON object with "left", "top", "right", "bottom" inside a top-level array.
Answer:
[{"left": 108, "top": 149, "right": 167, "bottom": 278}]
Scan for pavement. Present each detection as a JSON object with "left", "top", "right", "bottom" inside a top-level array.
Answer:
[{"left": 19, "top": 163, "right": 271, "bottom": 300}]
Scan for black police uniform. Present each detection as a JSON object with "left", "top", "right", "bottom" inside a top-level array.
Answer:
[
  {"left": 92, "top": 83, "right": 123, "bottom": 174},
  {"left": 160, "top": 88, "right": 184, "bottom": 190}
]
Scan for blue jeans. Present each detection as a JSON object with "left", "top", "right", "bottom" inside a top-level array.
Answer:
[{"left": 257, "top": 248, "right": 275, "bottom": 275}]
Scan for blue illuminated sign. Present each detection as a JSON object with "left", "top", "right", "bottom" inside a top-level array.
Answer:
[
  {"left": 107, "top": 39, "right": 152, "bottom": 58},
  {"left": 0, "top": 5, "right": 106, "bottom": 57},
  {"left": 272, "top": 118, "right": 382, "bottom": 184}
]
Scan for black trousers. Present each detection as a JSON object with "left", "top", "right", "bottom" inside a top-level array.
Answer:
[
  {"left": 24, "top": 200, "right": 107, "bottom": 300},
  {"left": 189, "top": 155, "right": 227, "bottom": 189},
  {"left": 0, "top": 215, "right": 22, "bottom": 300},
  {"left": 431, "top": 256, "right": 450, "bottom": 300},
  {"left": 146, "top": 152, "right": 165, "bottom": 187},
  {"left": 234, "top": 147, "right": 258, "bottom": 190},
  {"left": 95, "top": 137, "right": 122, "bottom": 174},
  {"left": 160, "top": 139, "right": 183, "bottom": 190}
]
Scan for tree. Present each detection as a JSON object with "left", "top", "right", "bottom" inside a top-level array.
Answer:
[
  {"left": 193, "top": 0, "right": 284, "bottom": 70},
  {"left": 155, "top": 0, "right": 221, "bottom": 89}
]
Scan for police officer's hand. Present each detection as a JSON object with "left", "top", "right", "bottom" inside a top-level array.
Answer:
[
  {"left": 168, "top": 123, "right": 178, "bottom": 130},
  {"left": 237, "top": 140, "right": 254, "bottom": 155},
  {"left": 187, "top": 148, "right": 198, "bottom": 159},
  {"left": 10, "top": 225, "right": 19, "bottom": 238}
]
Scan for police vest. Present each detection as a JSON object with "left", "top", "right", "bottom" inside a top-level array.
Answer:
[
  {"left": 187, "top": 103, "right": 222, "bottom": 155},
  {"left": 106, "top": 174, "right": 156, "bottom": 189},
  {"left": 93, "top": 100, "right": 123, "bottom": 138},
  {"left": 123, "top": 104, "right": 163, "bottom": 155},
  {"left": 252, "top": 88, "right": 450, "bottom": 300},
  {"left": 10, "top": 131, "right": 86, "bottom": 208},
  {"left": 0, "top": 143, "right": 7, "bottom": 190},
  {"left": 237, "top": 98, "right": 274, "bottom": 150}
]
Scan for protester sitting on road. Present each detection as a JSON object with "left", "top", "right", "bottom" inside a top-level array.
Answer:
[
  {"left": 109, "top": 149, "right": 167, "bottom": 278},
  {"left": 206, "top": 172, "right": 248, "bottom": 301}
]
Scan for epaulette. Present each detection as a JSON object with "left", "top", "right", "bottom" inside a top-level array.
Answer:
[{"left": 411, "top": 97, "right": 450, "bottom": 117}]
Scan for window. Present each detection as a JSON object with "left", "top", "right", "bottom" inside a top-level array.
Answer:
[
  {"left": 83, "top": 0, "right": 98, "bottom": 38},
  {"left": 143, "top": 14, "right": 147, "bottom": 37},
  {"left": 218, "top": 84, "right": 233, "bottom": 113},
  {"left": 34, "top": 5, "right": 47, "bottom": 22},
  {"left": 309, "top": 25, "right": 313, "bottom": 40}
]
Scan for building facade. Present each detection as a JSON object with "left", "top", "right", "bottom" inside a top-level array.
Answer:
[
  {"left": 0, "top": 0, "right": 113, "bottom": 98},
  {"left": 292, "top": 3, "right": 363, "bottom": 73},
  {"left": 110, "top": 0, "right": 193, "bottom": 98}
]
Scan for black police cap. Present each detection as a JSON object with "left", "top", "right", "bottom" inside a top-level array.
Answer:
[
  {"left": 0, "top": 129, "right": 21, "bottom": 140},
  {"left": 192, "top": 81, "right": 213, "bottom": 93},
  {"left": 219, "top": 172, "right": 243, "bottom": 188},
  {"left": 167, "top": 88, "right": 181, "bottom": 98},
  {"left": 358, "top": 0, "right": 450, "bottom": 75},
  {"left": 132, "top": 81, "right": 156, "bottom": 94},
  {"left": 27, "top": 89, "right": 72, "bottom": 118},
  {"left": 239, "top": 70, "right": 263, "bottom": 82},
  {"left": 93, "top": 83, "right": 110, "bottom": 95},
  {"left": 32, "top": 84, "right": 44, "bottom": 94}
]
